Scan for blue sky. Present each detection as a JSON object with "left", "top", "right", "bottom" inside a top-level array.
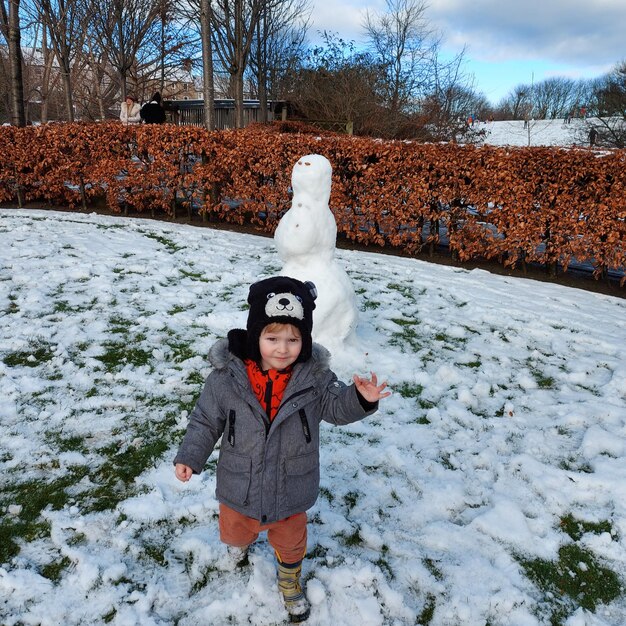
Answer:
[{"left": 308, "top": 0, "right": 626, "bottom": 104}]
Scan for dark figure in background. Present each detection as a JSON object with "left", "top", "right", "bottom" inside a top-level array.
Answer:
[
  {"left": 141, "top": 92, "right": 166, "bottom": 124},
  {"left": 589, "top": 127, "right": 598, "bottom": 147}
]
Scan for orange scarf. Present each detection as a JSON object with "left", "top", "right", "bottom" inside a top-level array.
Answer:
[{"left": 245, "top": 359, "right": 292, "bottom": 421}]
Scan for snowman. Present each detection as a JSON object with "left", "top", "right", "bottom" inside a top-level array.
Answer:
[{"left": 274, "top": 154, "right": 358, "bottom": 346}]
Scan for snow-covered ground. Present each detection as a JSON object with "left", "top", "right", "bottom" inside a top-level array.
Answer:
[
  {"left": 476, "top": 118, "right": 590, "bottom": 147},
  {"left": 1, "top": 209, "right": 626, "bottom": 626}
]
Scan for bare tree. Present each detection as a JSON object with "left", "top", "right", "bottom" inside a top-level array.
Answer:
[
  {"left": 531, "top": 77, "right": 585, "bottom": 119},
  {"left": 211, "top": 0, "right": 262, "bottom": 127},
  {"left": 496, "top": 85, "right": 532, "bottom": 120},
  {"left": 421, "top": 50, "right": 487, "bottom": 141},
  {"left": 364, "top": 0, "right": 438, "bottom": 118},
  {"left": 86, "top": 0, "right": 161, "bottom": 101},
  {"left": 586, "top": 61, "right": 626, "bottom": 148},
  {"left": 0, "top": 0, "right": 27, "bottom": 125},
  {"left": 32, "top": 0, "right": 89, "bottom": 120},
  {"left": 284, "top": 33, "right": 385, "bottom": 135},
  {"left": 248, "top": 0, "right": 310, "bottom": 122}
]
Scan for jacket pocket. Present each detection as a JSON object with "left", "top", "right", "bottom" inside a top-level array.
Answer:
[
  {"left": 216, "top": 451, "right": 252, "bottom": 506},
  {"left": 284, "top": 451, "right": 319, "bottom": 509}
]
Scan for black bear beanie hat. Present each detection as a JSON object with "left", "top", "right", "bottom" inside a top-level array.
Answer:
[{"left": 245, "top": 276, "right": 317, "bottom": 364}]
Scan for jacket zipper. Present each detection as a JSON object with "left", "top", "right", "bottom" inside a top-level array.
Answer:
[
  {"left": 264, "top": 376, "right": 274, "bottom": 419},
  {"left": 299, "top": 409, "right": 312, "bottom": 443},
  {"left": 228, "top": 409, "right": 236, "bottom": 446}
]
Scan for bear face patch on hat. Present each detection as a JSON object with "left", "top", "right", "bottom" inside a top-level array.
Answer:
[
  {"left": 265, "top": 291, "right": 305, "bottom": 321},
  {"left": 246, "top": 276, "right": 317, "bottom": 364}
]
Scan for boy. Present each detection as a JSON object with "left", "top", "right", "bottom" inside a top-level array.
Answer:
[{"left": 174, "top": 276, "right": 389, "bottom": 622}]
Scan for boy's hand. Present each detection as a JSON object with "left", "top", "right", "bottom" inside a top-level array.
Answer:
[
  {"left": 175, "top": 463, "right": 193, "bottom": 482},
  {"left": 353, "top": 372, "right": 391, "bottom": 403}
]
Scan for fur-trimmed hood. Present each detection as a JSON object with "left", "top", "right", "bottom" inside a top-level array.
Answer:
[{"left": 208, "top": 329, "right": 331, "bottom": 375}]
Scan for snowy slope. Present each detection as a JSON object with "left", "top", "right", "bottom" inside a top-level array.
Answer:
[
  {"left": 476, "top": 118, "right": 590, "bottom": 147},
  {"left": 1, "top": 209, "right": 626, "bottom": 626}
]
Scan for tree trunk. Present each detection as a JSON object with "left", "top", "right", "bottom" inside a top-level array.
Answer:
[
  {"left": 200, "top": 0, "right": 215, "bottom": 130},
  {"left": 257, "top": 7, "right": 267, "bottom": 123},
  {"left": 234, "top": 0, "right": 244, "bottom": 128},
  {"left": 5, "top": 0, "right": 26, "bottom": 126},
  {"left": 40, "top": 26, "right": 53, "bottom": 123},
  {"left": 61, "top": 65, "right": 74, "bottom": 121}
]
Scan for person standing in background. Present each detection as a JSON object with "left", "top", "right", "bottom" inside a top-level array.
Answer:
[
  {"left": 119, "top": 96, "right": 141, "bottom": 125},
  {"left": 140, "top": 92, "right": 166, "bottom": 124}
]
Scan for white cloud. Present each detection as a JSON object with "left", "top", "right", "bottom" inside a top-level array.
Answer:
[{"left": 427, "top": 0, "right": 626, "bottom": 67}]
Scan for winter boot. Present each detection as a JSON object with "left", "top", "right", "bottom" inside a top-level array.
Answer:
[{"left": 277, "top": 559, "right": 310, "bottom": 623}]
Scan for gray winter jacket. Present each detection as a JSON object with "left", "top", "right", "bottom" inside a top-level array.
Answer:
[{"left": 174, "top": 336, "right": 378, "bottom": 524}]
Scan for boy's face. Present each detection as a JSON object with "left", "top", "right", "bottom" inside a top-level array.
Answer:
[{"left": 259, "top": 324, "right": 302, "bottom": 371}]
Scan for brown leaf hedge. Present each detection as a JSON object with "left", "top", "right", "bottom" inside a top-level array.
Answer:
[{"left": 1, "top": 121, "right": 624, "bottom": 283}]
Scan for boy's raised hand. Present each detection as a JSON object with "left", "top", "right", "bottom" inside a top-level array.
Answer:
[{"left": 353, "top": 372, "right": 391, "bottom": 403}]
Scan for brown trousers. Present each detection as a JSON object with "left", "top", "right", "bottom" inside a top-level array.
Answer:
[{"left": 219, "top": 503, "right": 307, "bottom": 564}]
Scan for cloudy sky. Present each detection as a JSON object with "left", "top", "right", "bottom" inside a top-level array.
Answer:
[{"left": 307, "top": 0, "right": 626, "bottom": 104}]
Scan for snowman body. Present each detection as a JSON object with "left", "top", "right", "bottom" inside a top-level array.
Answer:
[{"left": 275, "top": 154, "right": 358, "bottom": 345}]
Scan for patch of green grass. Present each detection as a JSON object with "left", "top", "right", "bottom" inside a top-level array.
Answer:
[
  {"left": 0, "top": 468, "right": 89, "bottom": 564},
  {"left": 319, "top": 487, "right": 334, "bottom": 503},
  {"left": 307, "top": 544, "right": 328, "bottom": 559},
  {"left": 108, "top": 315, "right": 134, "bottom": 333},
  {"left": 558, "top": 457, "right": 594, "bottom": 474},
  {"left": 143, "top": 232, "right": 182, "bottom": 253},
  {"left": 339, "top": 527, "right": 363, "bottom": 547},
  {"left": 390, "top": 325, "right": 422, "bottom": 353},
  {"left": 168, "top": 305, "right": 187, "bottom": 315},
  {"left": 166, "top": 339, "right": 195, "bottom": 363},
  {"left": 560, "top": 514, "right": 613, "bottom": 542},
  {"left": 531, "top": 369, "right": 555, "bottom": 389},
  {"left": 434, "top": 332, "right": 467, "bottom": 347},
  {"left": 94, "top": 343, "right": 152, "bottom": 371},
  {"left": 141, "top": 542, "right": 167, "bottom": 566},
  {"left": 391, "top": 317, "right": 418, "bottom": 326},
  {"left": 3, "top": 342, "right": 55, "bottom": 367},
  {"left": 386, "top": 282, "right": 415, "bottom": 302},
  {"left": 179, "top": 268, "right": 209, "bottom": 282},
  {"left": 83, "top": 410, "right": 179, "bottom": 514},
  {"left": 423, "top": 558, "right": 443, "bottom": 581},
  {"left": 52, "top": 434, "right": 87, "bottom": 453},
  {"left": 375, "top": 545, "right": 394, "bottom": 580},
  {"left": 457, "top": 359, "right": 482, "bottom": 368},
  {"left": 343, "top": 491, "right": 360, "bottom": 511},
  {"left": 394, "top": 382, "right": 424, "bottom": 398},
  {"left": 4, "top": 294, "right": 19, "bottom": 314},
  {"left": 41, "top": 556, "right": 72, "bottom": 582},
  {"left": 418, "top": 398, "right": 436, "bottom": 410},
  {"left": 362, "top": 299, "right": 381, "bottom": 310},
  {"left": 186, "top": 370, "right": 206, "bottom": 386},
  {"left": 439, "top": 454, "right": 456, "bottom": 470},
  {"left": 520, "top": 544, "right": 622, "bottom": 622},
  {"left": 53, "top": 300, "right": 73, "bottom": 313},
  {"left": 417, "top": 594, "right": 437, "bottom": 625}
]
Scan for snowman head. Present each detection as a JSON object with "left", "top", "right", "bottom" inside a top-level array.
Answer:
[
  {"left": 245, "top": 276, "right": 317, "bottom": 364},
  {"left": 291, "top": 154, "right": 332, "bottom": 206}
]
